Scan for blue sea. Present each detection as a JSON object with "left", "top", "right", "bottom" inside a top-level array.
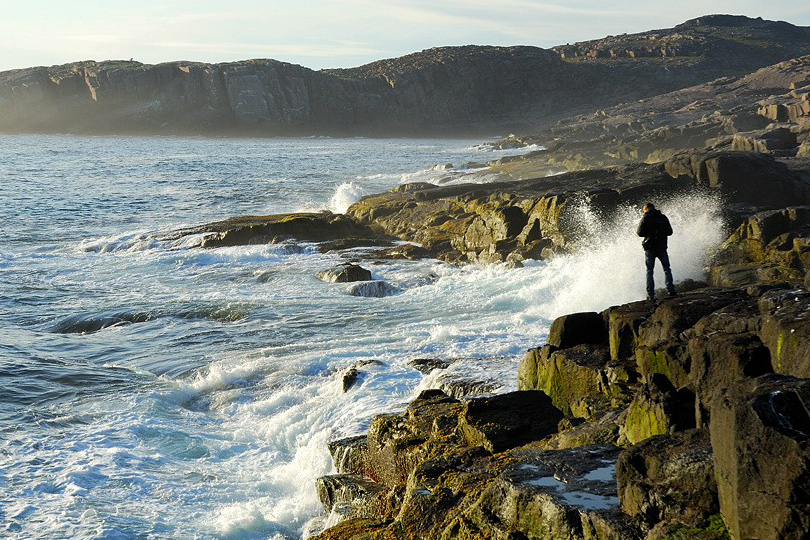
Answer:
[{"left": 0, "top": 134, "right": 725, "bottom": 539}]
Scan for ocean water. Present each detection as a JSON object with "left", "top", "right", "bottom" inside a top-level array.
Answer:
[{"left": 0, "top": 134, "right": 725, "bottom": 540}]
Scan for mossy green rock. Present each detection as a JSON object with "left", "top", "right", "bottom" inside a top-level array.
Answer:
[
  {"left": 757, "top": 289, "right": 810, "bottom": 377},
  {"left": 635, "top": 341, "right": 690, "bottom": 388},
  {"left": 622, "top": 375, "right": 695, "bottom": 445},
  {"left": 519, "top": 344, "right": 612, "bottom": 418},
  {"left": 605, "top": 301, "right": 656, "bottom": 362},
  {"left": 469, "top": 445, "right": 638, "bottom": 540}
]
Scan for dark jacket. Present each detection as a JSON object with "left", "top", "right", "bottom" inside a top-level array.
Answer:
[{"left": 637, "top": 208, "right": 673, "bottom": 252}]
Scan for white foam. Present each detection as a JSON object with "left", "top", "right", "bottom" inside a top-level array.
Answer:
[
  {"left": 521, "top": 192, "right": 726, "bottom": 320},
  {"left": 76, "top": 230, "right": 160, "bottom": 253},
  {"left": 328, "top": 181, "right": 367, "bottom": 214}
]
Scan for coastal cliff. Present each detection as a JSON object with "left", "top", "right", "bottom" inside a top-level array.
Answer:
[{"left": 2, "top": 15, "right": 810, "bottom": 136}]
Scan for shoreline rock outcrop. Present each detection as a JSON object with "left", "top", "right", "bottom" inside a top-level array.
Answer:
[{"left": 309, "top": 285, "right": 810, "bottom": 540}]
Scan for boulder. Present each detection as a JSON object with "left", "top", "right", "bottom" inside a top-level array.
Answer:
[
  {"left": 364, "top": 390, "right": 462, "bottom": 487},
  {"left": 709, "top": 206, "right": 810, "bottom": 287},
  {"left": 687, "top": 332, "right": 773, "bottom": 426},
  {"left": 459, "top": 391, "right": 564, "bottom": 453},
  {"left": 634, "top": 341, "right": 691, "bottom": 389},
  {"left": 518, "top": 343, "right": 614, "bottom": 418},
  {"left": 546, "top": 311, "right": 608, "bottom": 349},
  {"left": 341, "top": 367, "right": 360, "bottom": 392},
  {"left": 665, "top": 151, "right": 810, "bottom": 210},
  {"left": 604, "top": 301, "right": 656, "bottom": 362},
  {"left": 394, "top": 445, "right": 493, "bottom": 538},
  {"left": 348, "top": 280, "right": 402, "bottom": 297},
  {"left": 420, "top": 357, "right": 506, "bottom": 399},
  {"left": 328, "top": 436, "right": 369, "bottom": 476},
  {"left": 731, "top": 127, "right": 798, "bottom": 154},
  {"left": 621, "top": 374, "right": 695, "bottom": 445},
  {"left": 688, "top": 297, "right": 761, "bottom": 337},
  {"left": 316, "top": 263, "right": 373, "bottom": 283},
  {"left": 616, "top": 429, "right": 718, "bottom": 531},
  {"left": 710, "top": 375, "right": 810, "bottom": 540},
  {"left": 407, "top": 357, "right": 451, "bottom": 374},
  {"left": 635, "top": 289, "right": 749, "bottom": 347},
  {"left": 548, "top": 409, "right": 625, "bottom": 450},
  {"left": 316, "top": 474, "right": 388, "bottom": 517}
]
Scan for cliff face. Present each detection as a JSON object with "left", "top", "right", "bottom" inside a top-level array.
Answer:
[
  {"left": 0, "top": 48, "right": 568, "bottom": 136},
  {"left": 2, "top": 15, "right": 810, "bottom": 136}
]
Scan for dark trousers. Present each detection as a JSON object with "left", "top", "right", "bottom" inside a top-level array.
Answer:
[{"left": 645, "top": 249, "right": 675, "bottom": 297}]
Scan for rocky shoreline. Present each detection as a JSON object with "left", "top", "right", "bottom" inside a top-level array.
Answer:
[{"left": 156, "top": 35, "right": 810, "bottom": 540}]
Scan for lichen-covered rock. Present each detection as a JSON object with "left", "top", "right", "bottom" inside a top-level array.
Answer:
[
  {"left": 395, "top": 445, "right": 493, "bottom": 539},
  {"left": 364, "top": 389, "right": 463, "bottom": 488},
  {"left": 757, "top": 288, "right": 810, "bottom": 378},
  {"left": 604, "top": 301, "right": 656, "bottom": 362},
  {"left": 518, "top": 344, "right": 613, "bottom": 418},
  {"left": 621, "top": 375, "right": 695, "bottom": 445},
  {"left": 710, "top": 375, "right": 810, "bottom": 540},
  {"left": 634, "top": 341, "right": 691, "bottom": 388},
  {"left": 710, "top": 206, "right": 810, "bottom": 287},
  {"left": 459, "top": 391, "right": 563, "bottom": 453},
  {"left": 616, "top": 429, "right": 718, "bottom": 531}
]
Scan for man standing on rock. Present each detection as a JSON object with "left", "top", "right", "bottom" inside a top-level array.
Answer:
[{"left": 637, "top": 202, "right": 676, "bottom": 301}]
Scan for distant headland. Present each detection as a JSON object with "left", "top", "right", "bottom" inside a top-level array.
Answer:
[{"left": 1, "top": 14, "right": 809, "bottom": 137}]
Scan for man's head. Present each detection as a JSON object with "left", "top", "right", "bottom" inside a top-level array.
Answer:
[{"left": 643, "top": 202, "right": 655, "bottom": 213}]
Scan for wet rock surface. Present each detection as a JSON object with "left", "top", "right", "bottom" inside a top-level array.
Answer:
[
  {"left": 317, "top": 263, "right": 373, "bottom": 283},
  {"left": 162, "top": 211, "right": 384, "bottom": 248}
]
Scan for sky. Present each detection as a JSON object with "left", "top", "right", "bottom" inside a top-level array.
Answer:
[{"left": 2, "top": 1, "right": 810, "bottom": 72}]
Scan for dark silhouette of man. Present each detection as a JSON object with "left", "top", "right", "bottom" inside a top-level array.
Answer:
[{"left": 637, "top": 202, "right": 675, "bottom": 301}]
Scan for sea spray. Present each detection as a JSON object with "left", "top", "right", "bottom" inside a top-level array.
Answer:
[
  {"left": 523, "top": 191, "right": 727, "bottom": 320},
  {"left": 328, "top": 182, "right": 367, "bottom": 214}
]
